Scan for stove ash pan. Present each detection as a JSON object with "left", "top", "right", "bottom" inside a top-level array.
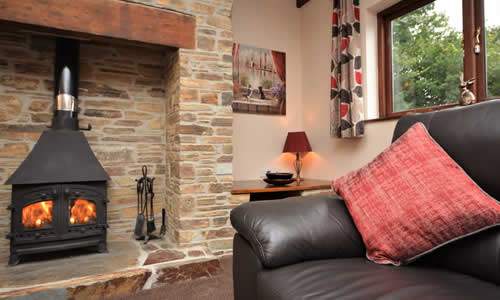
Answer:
[{"left": 7, "top": 182, "right": 108, "bottom": 266}]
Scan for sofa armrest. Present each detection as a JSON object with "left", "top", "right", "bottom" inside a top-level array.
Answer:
[
  {"left": 233, "top": 233, "right": 263, "bottom": 300},
  {"left": 230, "top": 194, "right": 365, "bottom": 269}
]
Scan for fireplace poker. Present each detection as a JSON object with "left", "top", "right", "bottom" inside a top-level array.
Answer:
[
  {"left": 138, "top": 166, "right": 157, "bottom": 244},
  {"left": 135, "top": 166, "right": 151, "bottom": 240},
  {"left": 160, "top": 208, "right": 167, "bottom": 236},
  {"left": 144, "top": 179, "right": 149, "bottom": 243},
  {"left": 146, "top": 177, "right": 156, "bottom": 235}
]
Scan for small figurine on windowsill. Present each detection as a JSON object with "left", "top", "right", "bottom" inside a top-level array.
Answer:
[{"left": 459, "top": 76, "right": 476, "bottom": 106}]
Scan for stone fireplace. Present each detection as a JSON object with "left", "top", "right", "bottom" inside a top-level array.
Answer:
[{"left": 0, "top": 0, "right": 235, "bottom": 266}]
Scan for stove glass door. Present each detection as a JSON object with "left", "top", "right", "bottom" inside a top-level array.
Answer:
[
  {"left": 22, "top": 200, "right": 54, "bottom": 229},
  {"left": 68, "top": 198, "right": 97, "bottom": 225}
]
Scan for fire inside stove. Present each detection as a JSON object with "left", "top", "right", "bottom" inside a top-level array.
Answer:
[
  {"left": 69, "top": 199, "right": 97, "bottom": 225},
  {"left": 22, "top": 201, "right": 54, "bottom": 229}
]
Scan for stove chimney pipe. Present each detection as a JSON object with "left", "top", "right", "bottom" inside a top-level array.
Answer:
[{"left": 51, "top": 38, "right": 80, "bottom": 131}]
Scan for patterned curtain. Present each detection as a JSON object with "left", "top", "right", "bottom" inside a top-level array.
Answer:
[{"left": 331, "top": 0, "right": 364, "bottom": 138}]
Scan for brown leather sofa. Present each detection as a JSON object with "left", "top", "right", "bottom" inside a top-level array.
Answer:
[{"left": 231, "top": 100, "right": 500, "bottom": 300}]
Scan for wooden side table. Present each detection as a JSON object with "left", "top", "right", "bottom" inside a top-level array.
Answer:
[{"left": 231, "top": 179, "right": 332, "bottom": 202}]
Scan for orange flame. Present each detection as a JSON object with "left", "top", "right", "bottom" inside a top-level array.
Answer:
[
  {"left": 22, "top": 201, "right": 53, "bottom": 229},
  {"left": 70, "top": 199, "right": 97, "bottom": 225}
]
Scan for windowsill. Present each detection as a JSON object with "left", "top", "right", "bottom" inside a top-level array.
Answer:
[
  {"left": 367, "top": 103, "right": 460, "bottom": 123},
  {"left": 364, "top": 115, "right": 401, "bottom": 123},
  {"left": 366, "top": 99, "right": 499, "bottom": 124}
]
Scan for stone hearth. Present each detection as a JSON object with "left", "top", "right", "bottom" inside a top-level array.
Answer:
[{"left": 0, "top": 239, "right": 224, "bottom": 299}]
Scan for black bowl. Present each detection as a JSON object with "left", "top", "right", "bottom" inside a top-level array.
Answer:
[
  {"left": 266, "top": 172, "right": 293, "bottom": 180},
  {"left": 263, "top": 178, "right": 296, "bottom": 186}
]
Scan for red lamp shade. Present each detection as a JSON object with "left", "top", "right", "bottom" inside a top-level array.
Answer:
[{"left": 283, "top": 131, "right": 312, "bottom": 153}]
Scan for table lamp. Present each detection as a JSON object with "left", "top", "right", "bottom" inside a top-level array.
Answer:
[{"left": 283, "top": 131, "right": 312, "bottom": 182}]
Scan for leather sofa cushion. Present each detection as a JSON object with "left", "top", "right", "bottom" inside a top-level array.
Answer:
[
  {"left": 258, "top": 258, "right": 500, "bottom": 300},
  {"left": 333, "top": 122, "right": 500, "bottom": 265},
  {"left": 418, "top": 226, "right": 500, "bottom": 285},
  {"left": 393, "top": 100, "right": 500, "bottom": 201},
  {"left": 392, "top": 101, "right": 500, "bottom": 284},
  {"left": 230, "top": 194, "right": 365, "bottom": 269}
]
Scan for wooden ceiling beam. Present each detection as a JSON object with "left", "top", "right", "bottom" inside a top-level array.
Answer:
[
  {"left": 0, "top": 0, "right": 196, "bottom": 49},
  {"left": 297, "top": 0, "right": 310, "bottom": 8}
]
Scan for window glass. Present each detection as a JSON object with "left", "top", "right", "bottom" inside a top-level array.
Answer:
[
  {"left": 391, "top": 0, "right": 463, "bottom": 112},
  {"left": 484, "top": 0, "right": 500, "bottom": 98}
]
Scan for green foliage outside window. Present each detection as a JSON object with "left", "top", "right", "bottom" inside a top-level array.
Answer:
[
  {"left": 392, "top": 3, "right": 463, "bottom": 112},
  {"left": 392, "top": 3, "right": 500, "bottom": 112},
  {"left": 486, "top": 25, "right": 500, "bottom": 97}
]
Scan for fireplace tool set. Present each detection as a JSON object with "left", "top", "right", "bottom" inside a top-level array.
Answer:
[{"left": 135, "top": 166, "right": 165, "bottom": 243}]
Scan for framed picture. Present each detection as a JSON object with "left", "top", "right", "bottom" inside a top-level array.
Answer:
[{"left": 232, "top": 43, "right": 286, "bottom": 115}]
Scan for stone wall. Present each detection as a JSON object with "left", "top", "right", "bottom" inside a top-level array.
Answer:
[
  {"left": 0, "top": 0, "right": 235, "bottom": 263},
  {"left": 0, "top": 31, "right": 169, "bottom": 263},
  {"left": 78, "top": 41, "right": 169, "bottom": 242},
  {"left": 153, "top": 0, "right": 236, "bottom": 253},
  {"left": 0, "top": 32, "right": 56, "bottom": 265}
]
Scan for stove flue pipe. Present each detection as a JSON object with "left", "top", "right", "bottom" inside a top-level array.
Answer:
[{"left": 51, "top": 38, "right": 81, "bottom": 131}]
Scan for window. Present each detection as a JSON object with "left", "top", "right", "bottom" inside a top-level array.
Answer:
[
  {"left": 378, "top": 0, "right": 494, "bottom": 118},
  {"left": 484, "top": 0, "right": 500, "bottom": 98}
]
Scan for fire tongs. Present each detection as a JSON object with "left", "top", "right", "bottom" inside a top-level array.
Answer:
[{"left": 135, "top": 166, "right": 159, "bottom": 244}]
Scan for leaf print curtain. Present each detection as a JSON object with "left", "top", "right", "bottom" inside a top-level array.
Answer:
[{"left": 331, "top": 0, "right": 364, "bottom": 138}]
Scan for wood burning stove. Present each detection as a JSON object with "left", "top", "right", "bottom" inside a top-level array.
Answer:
[
  {"left": 8, "top": 183, "right": 108, "bottom": 266},
  {"left": 5, "top": 38, "right": 110, "bottom": 266}
]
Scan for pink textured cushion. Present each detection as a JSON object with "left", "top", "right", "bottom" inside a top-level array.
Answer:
[{"left": 332, "top": 122, "right": 500, "bottom": 265}]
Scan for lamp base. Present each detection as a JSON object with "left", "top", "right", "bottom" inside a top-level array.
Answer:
[{"left": 294, "top": 152, "right": 303, "bottom": 183}]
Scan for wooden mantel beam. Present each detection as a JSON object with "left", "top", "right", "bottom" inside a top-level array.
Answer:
[
  {"left": 0, "top": 0, "right": 196, "bottom": 49},
  {"left": 297, "top": 0, "right": 310, "bottom": 8}
]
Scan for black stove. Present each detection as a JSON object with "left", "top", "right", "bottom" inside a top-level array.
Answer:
[{"left": 5, "top": 38, "right": 110, "bottom": 266}]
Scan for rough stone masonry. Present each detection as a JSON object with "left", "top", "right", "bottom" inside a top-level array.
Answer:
[{"left": 0, "top": 0, "right": 238, "bottom": 264}]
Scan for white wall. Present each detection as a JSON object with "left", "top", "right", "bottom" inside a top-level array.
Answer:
[
  {"left": 362, "top": 0, "right": 401, "bottom": 118},
  {"left": 232, "top": 0, "right": 303, "bottom": 180},
  {"left": 232, "top": 0, "right": 402, "bottom": 181},
  {"left": 299, "top": 0, "right": 400, "bottom": 180}
]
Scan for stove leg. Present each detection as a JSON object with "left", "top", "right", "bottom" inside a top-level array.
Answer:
[
  {"left": 97, "top": 241, "right": 107, "bottom": 253},
  {"left": 8, "top": 254, "right": 20, "bottom": 266}
]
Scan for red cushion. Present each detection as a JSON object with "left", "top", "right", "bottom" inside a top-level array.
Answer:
[{"left": 332, "top": 123, "right": 500, "bottom": 265}]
